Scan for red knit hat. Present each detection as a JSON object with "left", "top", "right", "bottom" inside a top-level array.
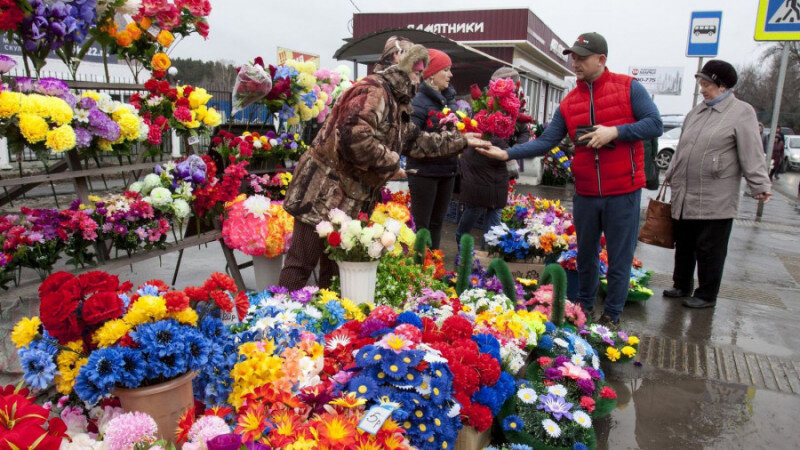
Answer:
[{"left": 423, "top": 49, "right": 451, "bottom": 79}]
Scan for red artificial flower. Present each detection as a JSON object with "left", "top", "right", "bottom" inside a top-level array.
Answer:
[
  {"left": 210, "top": 290, "right": 234, "bottom": 312},
  {"left": 38, "top": 271, "right": 76, "bottom": 298},
  {"left": 164, "top": 291, "right": 190, "bottom": 312},
  {"left": 327, "top": 231, "right": 341, "bottom": 247},
  {"left": 441, "top": 315, "right": 473, "bottom": 341},
  {"left": 579, "top": 396, "right": 596, "bottom": 413},
  {"left": 82, "top": 291, "right": 125, "bottom": 325},
  {"left": 175, "top": 97, "right": 190, "bottom": 109},
  {"left": 470, "top": 83, "right": 483, "bottom": 100},
  {"left": 183, "top": 86, "right": 195, "bottom": 97},
  {"left": 234, "top": 291, "right": 249, "bottom": 321},
  {"left": 152, "top": 70, "right": 167, "bottom": 80},
  {"left": 78, "top": 271, "right": 121, "bottom": 296},
  {"left": 118, "top": 332, "right": 137, "bottom": 348},
  {"left": 357, "top": 212, "right": 369, "bottom": 222},
  {"left": 175, "top": 406, "right": 196, "bottom": 444},
  {"left": 253, "top": 56, "right": 264, "bottom": 68},
  {"left": 462, "top": 403, "right": 493, "bottom": 432},
  {"left": 475, "top": 353, "right": 500, "bottom": 386},
  {"left": 488, "top": 78, "right": 516, "bottom": 98},
  {"left": 195, "top": 18, "right": 209, "bottom": 38},
  {"left": 537, "top": 356, "right": 552, "bottom": 367},
  {"left": 0, "top": 0, "right": 25, "bottom": 32},
  {"left": 600, "top": 386, "right": 617, "bottom": 399},
  {"left": 485, "top": 111, "right": 515, "bottom": 140},
  {"left": 39, "top": 295, "right": 82, "bottom": 344},
  {"left": 517, "top": 113, "right": 533, "bottom": 124},
  {"left": 144, "top": 78, "right": 159, "bottom": 93}
]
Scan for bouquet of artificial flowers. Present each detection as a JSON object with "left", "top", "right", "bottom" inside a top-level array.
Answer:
[
  {"left": 232, "top": 59, "right": 272, "bottom": 115},
  {"left": 469, "top": 77, "right": 521, "bottom": 140},
  {"left": 221, "top": 194, "right": 294, "bottom": 258},
  {"left": 315, "top": 208, "right": 412, "bottom": 262}
]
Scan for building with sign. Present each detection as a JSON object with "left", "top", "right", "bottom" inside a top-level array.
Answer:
[{"left": 338, "top": 8, "right": 575, "bottom": 123}]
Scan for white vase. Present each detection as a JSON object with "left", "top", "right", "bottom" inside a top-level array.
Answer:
[
  {"left": 338, "top": 260, "right": 379, "bottom": 304},
  {"left": 252, "top": 254, "right": 284, "bottom": 292}
]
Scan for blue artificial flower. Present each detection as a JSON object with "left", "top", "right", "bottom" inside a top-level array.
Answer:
[
  {"left": 85, "top": 346, "right": 122, "bottom": 391},
  {"left": 503, "top": 414, "right": 524, "bottom": 432},
  {"left": 117, "top": 346, "right": 146, "bottom": 388},
  {"left": 381, "top": 354, "right": 410, "bottom": 379},
  {"left": 278, "top": 103, "right": 295, "bottom": 120},
  {"left": 573, "top": 444, "right": 589, "bottom": 450},
  {"left": 137, "top": 283, "right": 161, "bottom": 297},
  {"left": 355, "top": 345, "right": 384, "bottom": 369},
  {"left": 472, "top": 333, "right": 502, "bottom": 363},
  {"left": 396, "top": 311, "right": 423, "bottom": 329},
  {"left": 544, "top": 321, "right": 557, "bottom": 333},
  {"left": 274, "top": 65, "right": 299, "bottom": 80},
  {"left": 347, "top": 374, "right": 380, "bottom": 400},
  {"left": 200, "top": 316, "right": 226, "bottom": 341},
  {"left": 510, "top": 445, "right": 533, "bottom": 450},
  {"left": 133, "top": 320, "right": 189, "bottom": 379},
  {"left": 300, "top": 91, "right": 317, "bottom": 108},
  {"left": 118, "top": 293, "right": 130, "bottom": 308},
  {"left": 73, "top": 370, "right": 104, "bottom": 404},
  {"left": 539, "top": 334, "right": 554, "bottom": 351},
  {"left": 183, "top": 327, "right": 211, "bottom": 371},
  {"left": 18, "top": 347, "right": 57, "bottom": 389}
]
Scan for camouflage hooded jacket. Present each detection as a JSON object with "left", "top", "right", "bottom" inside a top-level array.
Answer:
[{"left": 284, "top": 66, "right": 467, "bottom": 226}]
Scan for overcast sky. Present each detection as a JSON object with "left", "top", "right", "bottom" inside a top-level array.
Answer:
[{"left": 173, "top": 0, "right": 779, "bottom": 115}]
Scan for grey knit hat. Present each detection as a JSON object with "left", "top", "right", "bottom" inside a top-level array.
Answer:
[{"left": 491, "top": 66, "right": 520, "bottom": 83}]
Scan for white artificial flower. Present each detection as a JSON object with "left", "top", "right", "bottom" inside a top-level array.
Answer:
[
  {"left": 128, "top": 181, "right": 143, "bottom": 193},
  {"left": 172, "top": 199, "right": 191, "bottom": 219},
  {"left": 316, "top": 221, "right": 334, "bottom": 237},
  {"left": 370, "top": 223, "right": 384, "bottom": 236},
  {"left": 358, "top": 226, "right": 375, "bottom": 247},
  {"left": 243, "top": 195, "right": 271, "bottom": 217},
  {"left": 570, "top": 354, "right": 586, "bottom": 367},
  {"left": 61, "top": 433, "right": 102, "bottom": 449},
  {"left": 380, "top": 231, "right": 396, "bottom": 249},
  {"left": 146, "top": 95, "right": 165, "bottom": 107},
  {"left": 572, "top": 411, "right": 592, "bottom": 429},
  {"left": 97, "top": 93, "right": 115, "bottom": 113},
  {"left": 383, "top": 217, "right": 402, "bottom": 234},
  {"left": 517, "top": 387, "right": 537, "bottom": 404},
  {"left": 542, "top": 419, "right": 561, "bottom": 438},
  {"left": 328, "top": 208, "right": 348, "bottom": 225},
  {"left": 554, "top": 338, "right": 569, "bottom": 348},
  {"left": 137, "top": 117, "right": 149, "bottom": 141},
  {"left": 367, "top": 241, "right": 384, "bottom": 259},
  {"left": 142, "top": 173, "right": 162, "bottom": 193},
  {"left": 302, "top": 305, "right": 323, "bottom": 320},
  {"left": 547, "top": 384, "right": 568, "bottom": 397},
  {"left": 148, "top": 187, "right": 173, "bottom": 207},
  {"left": 340, "top": 234, "right": 355, "bottom": 251},
  {"left": 74, "top": 108, "right": 90, "bottom": 123},
  {"left": 592, "top": 355, "right": 600, "bottom": 369},
  {"left": 343, "top": 219, "right": 362, "bottom": 235}
]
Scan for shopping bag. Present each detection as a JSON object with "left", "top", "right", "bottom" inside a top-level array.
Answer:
[{"left": 638, "top": 181, "right": 674, "bottom": 249}]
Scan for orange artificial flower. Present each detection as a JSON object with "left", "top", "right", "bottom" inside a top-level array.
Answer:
[
  {"left": 125, "top": 22, "right": 142, "bottom": 40},
  {"left": 115, "top": 30, "right": 132, "bottom": 47},
  {"left": 151, "top": 52, "right": 171, "bottom": 71},
  {"left": 157, "top": 30, "right": 175, "bottom": 47},
  {"left": 101, "top": 19, "right": 117, "bottom": 37},
  {"left": 139, "top": 17, "right": 153, "bottom": 30}
]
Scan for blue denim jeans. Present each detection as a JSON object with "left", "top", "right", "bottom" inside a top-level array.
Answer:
[
  {"left": 573, "top": 189, "right": 641, "bottom": 321},
  {"left": 455, "top": 204, "right": 503, "bottom": 249}
]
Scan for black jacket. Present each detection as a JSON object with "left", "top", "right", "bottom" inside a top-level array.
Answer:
[{"left": 407, "top": 83, "right": 459, "bottom": 176}]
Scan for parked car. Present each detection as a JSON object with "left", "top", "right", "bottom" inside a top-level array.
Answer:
[
  {"left": 656, "top": 126, "right": 681, "bottom": 170},
  {"left": 785, "top": 135, "right": 800, "bottom": 171},
  {"left": 661, "top": 114, "right": 685, "bottom": 131}
]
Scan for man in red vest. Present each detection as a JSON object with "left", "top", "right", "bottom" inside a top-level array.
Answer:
[{"left": 477, "top": 32, "right": 663, "bottom": 329}]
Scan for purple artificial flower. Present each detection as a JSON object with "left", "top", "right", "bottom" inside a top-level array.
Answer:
[
  {"left": 206, "top": 433, "right": 242, "bottom": 450},
  {"left": 26, "top": 231, "right": 45, "bottom": 243},
  {"left": 553, "top": 355, "right": 570, "bottom": 367},
  {"left": 101, "top": 223, "right": 113, "bottom": 232},
  {"left": 87, "top": 109, "right": 121, "bottom": 141},
  {"left": 602, "top": 337, "right": 615, "bottom": 346},
  {"left": 0, "top": 253, "right": 7, "bottom": 267},
  {"left": 192, "top": 170, "right": 205, "bottom": 183},
  {"left": 544, "top": 367, "right": 564, "bottom": 380},
  {"left": 585, "top": 367, "right": 601, "bottom": 380},
  {"left": 77, "top": 96, "right": 97, "bottom": 110},
  {"left": 244, "top": 442, "right": 270, "bottom": 450},
  {"left": 113, "top": 224, "right": 127, "bottom": 235},
  {"left": 35, "top": 78, "right": 69, "bottom": 97},
  {"left": 154, "top": 164, "right": 163, "bottom": 175},
  {"left": 14, "top": 77, "right": 35, "bottom": 93},
  {"left": 537, "top": 393, "right": 574, "bottom": 421},
  {"left": 579, "top": 329, "right": 590, "bottom": 336},
  {"left": 617, "top": 331, "right": 629, "bottom": 341},
  {"left": 359, "top": 318, "right": 389, "bottom": 338},
  {"left": 68, "top": 199, "right": 81, "bottom": 211},
  {"left": 74, "top": 127, "right": 92, "bottom": 148},
  {"left": 577, "top": 378, "right": 596, "bottom": 395},
  {"left": 95, "top": 207, "right": 107, "bottom": 216},
  {"left": 0, "top": 55, "right": 16, "bottom": 74},
  {"left": 484, "top": 276, "right": 503, "bottom": 294},
  {"left": 269, "top": 285, "right": 289, "bottom": 294},
  {"left": 543, "top": 211, "right": 556, "bottom": 226},
  {"left": 135, "top": 227, "right": 147, "bottom": 240}
]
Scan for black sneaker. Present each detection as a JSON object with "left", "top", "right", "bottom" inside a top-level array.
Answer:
[
  {"left": 663, "top": 288, "right": 691, "bottom": 298},
  {"left": 595, "top": 313, "right": 620, "bottom": 331},
  {"left": 682, "top": 297, "right": 716, "bottom": 309}
]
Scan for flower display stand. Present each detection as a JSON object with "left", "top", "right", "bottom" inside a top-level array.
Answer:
[
  {"left": 252, "top": 254, "right": 285, "bottom": 291},
  {"left": 474, "top": 250, "right": 546, "bottom": 280},
  {"left": 454, "top": 425, "right": 491, "bottom": 450},
  {"left": 338, "top": 260, "right": 379, "bottom": 304},
  {"left": 114, "top": 371, "right": 197, "bottom": 442}
]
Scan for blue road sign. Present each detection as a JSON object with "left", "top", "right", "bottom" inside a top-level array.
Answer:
[
  {"left": 687, "top": 11, "right": 722, "bottom": 57},
  {"left": 755, "top": 0, "right": 800, "bottom": 41}
]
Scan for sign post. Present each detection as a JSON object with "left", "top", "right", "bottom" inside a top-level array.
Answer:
[
  {"left": 754, "top": 0, "right": 800, "bottom": 218},
  {"left": 687, "top": 11, "right": 722, "bottom": 107}
]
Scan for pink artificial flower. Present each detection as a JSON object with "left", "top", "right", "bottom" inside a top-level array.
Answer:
[
  {"left": 156, "top": 4, "right": 181, "bottom": 30},
  {"left": 176, "top": 0, "right": 211, "bottom": 17},
  {"left": 102, "top": 412, "right": 158, "bottom": 449},
  {"left": 559, "top": 362, "right": 592, "bottom": 380}
]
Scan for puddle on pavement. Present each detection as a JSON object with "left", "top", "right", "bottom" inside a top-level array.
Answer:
[{"left": 594, "top": 366, "right": 799, "bottom": 449}]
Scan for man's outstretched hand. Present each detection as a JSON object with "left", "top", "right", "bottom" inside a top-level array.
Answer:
[
  {"left": 474, "top": 146, "right": 509, "bottom": 161},
  {"left": 581, "top": 124, "right": 618, "bottom": 148},
  {"left": 464, "top": 132, "right": 491, "bottom": 149}
]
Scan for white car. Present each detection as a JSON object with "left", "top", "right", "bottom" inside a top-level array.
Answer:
[
  {"left": 656, "top": 126, "right": 681, "bottom": 170},
  {"left": 785, "top": 135, "right": 800, "bottom": 171}
]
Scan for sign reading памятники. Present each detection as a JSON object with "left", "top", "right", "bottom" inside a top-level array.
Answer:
[{"left": 627, "top": 66, "right": 684, "bottom": 96}]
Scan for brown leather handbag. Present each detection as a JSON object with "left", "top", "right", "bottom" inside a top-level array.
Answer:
[{"left": 638, "top": 181, "right": 674, "bottom": 249}]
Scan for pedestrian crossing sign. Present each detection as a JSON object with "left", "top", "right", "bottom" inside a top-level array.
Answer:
[{"left": 755, "top": 0, "right": 800, "bottom": 40}]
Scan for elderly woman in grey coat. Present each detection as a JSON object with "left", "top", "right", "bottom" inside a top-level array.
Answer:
[{"left": 663, "top": 60, "right": 771, "bottom": 309}]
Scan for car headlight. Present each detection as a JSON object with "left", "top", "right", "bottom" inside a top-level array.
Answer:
[{"left": 791, "top": 152, "right": 800, "bottom": 162}]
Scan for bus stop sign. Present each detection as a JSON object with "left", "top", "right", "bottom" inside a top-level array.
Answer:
[{"left": 687, "top": 11, "right": 722, "bottom": 57}]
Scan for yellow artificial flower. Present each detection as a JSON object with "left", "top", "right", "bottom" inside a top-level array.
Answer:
[
  {"left": 188, "top": 88, "right": 212, "bottom": 109},
  {"left": 456, "top": 122, "right": 465, "bottom": 131},
  {"left": 97, "top": 138, "right": 113, "bottom": 152},
  {"left": 18, "top": 113, "right": 48, "bottom": 143},
  {"left": 202, "top": 107, "right": 221, "bottom": 127},
  {"left": 398, "top": 226, "right": 415, "bottom": 246},
  {"left": 621, "top": 346, "right": 637, "bottom": 358},
  {"left": 11, "top": 317, "right": 41, "bottom": 349},
  {"left": 116, "top": 113, "right": 140, "bottom": 140},
  {"left": 169, "top": 307, "right": 199, "bottom": 325},
  {"left": 0, "top": 90, "right": 22, "bottom": 118},
  {"left": 287, "top": 116, "right": 300, "bottom": 126},
  {"left": 81, "top": 91, "right": 101, "bottom": 101},
  {"left": 45, "top": 124, "right": 76, "bottom": 152},
  {"left": 627, "top": 335, "right": 640, "bottom": 345},
  {"left": 124, "top": 295, "right": 168, "bottom": 326},
  {"left": 156, "top": 29, "right": 174, "bottom": 47},
  {"left": 20, "top": 93, "right": 47, "bottom": 116},
  {"left": 296, "top": 72, "right": 316, "bottom": 90},
  {"left": 605, "top": 346, "right": 621, "bottom": 362},
  {"left": 516, "top": 277, "right": 538, "bottom": 287},
  {"left": 92, "top": 319, "right": 130, "bottom": 347},
  {"left": 88, "top": 195, "right": 101, "bottom": 202},
  {"left": 318, "top": 289, "right": 339, "bottom": 303}
]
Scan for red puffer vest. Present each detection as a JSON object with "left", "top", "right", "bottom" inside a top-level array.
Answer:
[{"left": 560, "top": 69, "right": 645, "bottom": 196}]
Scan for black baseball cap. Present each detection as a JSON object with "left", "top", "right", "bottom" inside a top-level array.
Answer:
[{"left": 563, "top": 32, "right": 608, "bottom": 56}]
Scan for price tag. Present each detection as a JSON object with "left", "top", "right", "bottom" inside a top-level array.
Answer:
[
  {"left": 357, "top": 402, "right": 399, "bottom": 435},
  {"left": 187, "top": 135, "right": 200, "bottom": 146}
]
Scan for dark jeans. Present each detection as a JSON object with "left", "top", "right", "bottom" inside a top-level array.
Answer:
[
  {"left": 408, "top": 174, "right": 455, "bottom": 249},
  {"left": 278, "top": 220, "right": 338, "bottom": 290},
  {"left": 573, "top": 189, "right": 641, "bottom": 321},
  {"left": 672, "top": 218, "right": 733, "bottom": 302},
  {"left": 455, "top": 203, "right": 503, "bottom": 248}
]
